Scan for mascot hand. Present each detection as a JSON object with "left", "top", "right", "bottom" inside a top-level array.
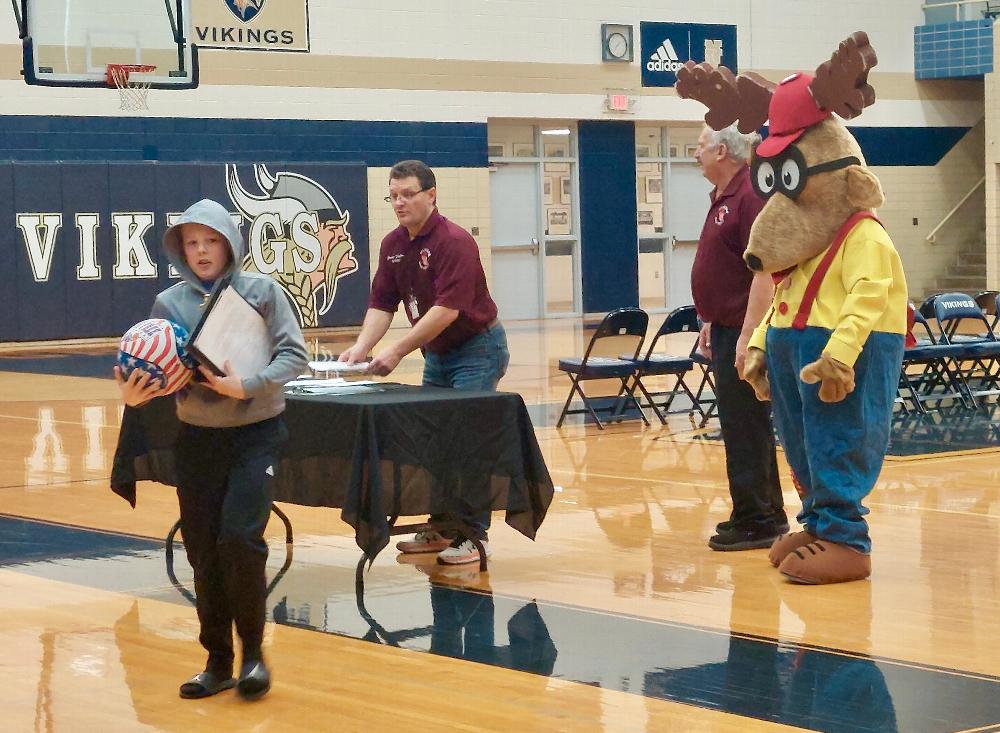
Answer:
[
  {"left": 740, "top": 347, "right": 771, "bottom": 401},
  {"left": 800, "top": 353, "right": 855, "bottom": 403}
]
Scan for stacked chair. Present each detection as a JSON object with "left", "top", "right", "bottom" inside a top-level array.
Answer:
[
  {"left": 897, "top": 292, "right": 1000, "bottom": 414},
  {"left": 932, "top": 292, "right": 1000, "bottom": 407},
  {"left": 897, "top": 302, "right": 972, "bottom": 414}
]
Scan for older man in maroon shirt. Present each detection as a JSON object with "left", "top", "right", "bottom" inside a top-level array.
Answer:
[
  {"left": 340, "top": 160, "right": 509, "bottom": 565},
  {"left": 691, "top": 124, "right": 787, "bottom": 551}
]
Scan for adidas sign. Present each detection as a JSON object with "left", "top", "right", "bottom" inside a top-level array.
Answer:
[{"left": 647, "top": 39, "right": 684, "bottom": 73}]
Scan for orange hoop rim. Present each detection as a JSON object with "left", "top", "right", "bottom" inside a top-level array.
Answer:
[{"left": 105, "top": 64, "right": 157, "bottom": 88}]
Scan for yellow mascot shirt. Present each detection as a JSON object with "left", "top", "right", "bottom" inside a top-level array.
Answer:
[{"left": 748, "top": 217, "right": 908, "bottom": 368}]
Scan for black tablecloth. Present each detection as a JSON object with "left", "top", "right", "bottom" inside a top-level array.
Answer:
[{"left": 111, "top": 384, "right": 555, "bottom": 557}]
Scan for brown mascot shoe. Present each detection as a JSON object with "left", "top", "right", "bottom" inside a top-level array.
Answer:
[
  {"left": 777, "top": 540, "right": 871, "bottom": 584},
  {"left": 768, "top": 531, "right": 816, "bottom": 568}
]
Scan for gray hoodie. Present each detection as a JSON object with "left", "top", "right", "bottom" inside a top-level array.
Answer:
[{"left": 153, "top": 199, "right": 307, "bottom": 427}]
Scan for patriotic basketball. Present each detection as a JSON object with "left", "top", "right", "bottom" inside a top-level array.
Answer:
[{"left": 117, "top": 318, "right": 196, "bottom": 395}]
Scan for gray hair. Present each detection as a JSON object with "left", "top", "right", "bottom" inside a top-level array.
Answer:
[{"left": 705, "top": 124, "right": 761, "bottom": 163}]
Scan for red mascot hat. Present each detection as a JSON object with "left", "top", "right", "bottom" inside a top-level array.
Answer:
[{"left": 755, "top": 72, "right": 831, "bottom": 158}]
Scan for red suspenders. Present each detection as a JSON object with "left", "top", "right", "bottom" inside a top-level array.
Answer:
[{"left": 790, "top": 211, "right": 882, "bottom": 331}]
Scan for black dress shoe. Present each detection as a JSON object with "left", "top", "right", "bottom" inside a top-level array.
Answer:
[
  {"left": 237, "top": 659, "right": 271, "bottom": 701},
  {"left": 179, "top": 669, "right": 236, "bottom": 699}
]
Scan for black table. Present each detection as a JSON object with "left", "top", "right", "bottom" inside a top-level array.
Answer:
[{"left": 111, "top": 384, "right": 555, "bottom": 568}]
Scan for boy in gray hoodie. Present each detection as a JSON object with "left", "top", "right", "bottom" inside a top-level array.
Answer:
[{"left": 116, "top": 199, "right": 307, "bottom": 701}]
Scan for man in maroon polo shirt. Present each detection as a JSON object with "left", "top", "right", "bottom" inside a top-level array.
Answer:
[
  {"left": 691, "top": 124, "right": 787, "bottom": 551},
  {"left": 339, "top": 160, "right": 509, "bottom": 565}
]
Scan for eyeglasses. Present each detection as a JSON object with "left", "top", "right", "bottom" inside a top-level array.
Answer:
[
  {"left": 751, "top": 147, "right": 860, "bottom": 201},
  {"left": 384, "top": 187, "right": 432, "bottom": 204}
]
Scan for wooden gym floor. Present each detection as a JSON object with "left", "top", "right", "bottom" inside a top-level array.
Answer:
[{"left": 1, "top": 318, "right": 1000, "bottom": 732}]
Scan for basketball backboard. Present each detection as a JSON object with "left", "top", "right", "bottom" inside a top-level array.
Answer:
[{"left": 15, "top": 0, "right": 198, "bottom": 88}]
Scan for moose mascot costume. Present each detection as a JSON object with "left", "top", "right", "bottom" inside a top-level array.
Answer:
[{"left": 677, "top": 32, "right": 908, "bottom": 584}]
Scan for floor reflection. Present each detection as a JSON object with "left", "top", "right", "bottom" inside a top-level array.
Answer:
[{"left": 7, "top": 514, "right": 1000, "bottom": 732}]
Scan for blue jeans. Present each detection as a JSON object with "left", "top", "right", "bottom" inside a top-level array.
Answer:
[
  {"left": 422, "top": 322, "right": 510, "bottom": 537},
  {"left": 766, "top": 327, "right": 903, "bottom": 553},
  {"left": 422, "top": 322, "right": 510, "bottom": 391}
]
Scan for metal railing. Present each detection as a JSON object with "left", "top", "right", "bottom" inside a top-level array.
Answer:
[{"left": 926, "top": 175, "right": 985, "bottom": 244}]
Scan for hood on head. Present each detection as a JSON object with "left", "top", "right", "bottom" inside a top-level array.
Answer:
[{"left": 162, "top": 199, "right": 244, "bottom": 289}]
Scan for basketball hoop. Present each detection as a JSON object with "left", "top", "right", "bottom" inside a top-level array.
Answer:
[{"left": 106, "top": 64, "right": 156, "bottom": 111}]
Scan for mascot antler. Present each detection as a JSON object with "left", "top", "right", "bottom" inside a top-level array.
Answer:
[
  {"left": 676, "top": 32, "right": 877, "bottom": 131},
  {"left": 676, "top": 63, "right": 775, "bottom": 134},
  {"left": 809, "top": 31, "right": 878, "bottom": 120}
]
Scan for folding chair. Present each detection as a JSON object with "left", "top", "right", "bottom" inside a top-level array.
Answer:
[
  {"left": 974, "top": 290, "right": 999, "bottom": 334},
  {"left": 974, "top": 290, "right": 998, "bottom": 316},
  {"left": 914, "top": 292, "right": 944, "bottom": 340},
  {"left": 556, "top": 308, "right": 650, "bottom": 429},
  {"left": 918, "top": 293, "right": 943, "bottom": 320},
  {"left": 627, "top": 306, "right": 710, "bottom": 425},
  {"left": 933, "top": 292, "right": 1000, "bottom": 406},
  {"left": 688, "top": 347, "right": 718, "bottom": 425},
  {"left": 897, "top": 303, "right": 972, "bottom": 414}
]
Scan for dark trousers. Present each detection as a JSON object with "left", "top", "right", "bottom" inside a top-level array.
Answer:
[
  {"left": 710, "top": 324, "right": 784, "bottom": 525},
  {"left": 175, "top": 416, "right": 287, "bottom": 672},
  {"left": 422, "top": 322, "right": 511, "bottom": 540}
]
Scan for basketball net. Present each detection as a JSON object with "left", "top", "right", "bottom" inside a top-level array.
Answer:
[{"left": 106, "top": 64, "right": 156, "bottom": 111}]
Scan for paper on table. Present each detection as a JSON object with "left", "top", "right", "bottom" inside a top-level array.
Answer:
[
  {"left": 287, "top": 376, "right": 380, "bottom": 386},
  {"left": 308, "top": 360, "right": 370, "bottom": 374},
  {"left": 287, "top": 377, "right": 349, "bottom": 387},
  {"left": 188, "top": 284, "right": 272, "bottom": 378},
  {"left": 285, "top": 381, "right": 381, "bottom": 395}
]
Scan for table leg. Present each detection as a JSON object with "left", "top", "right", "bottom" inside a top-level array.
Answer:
[{"left": 165, "top": 508, "right": 295, "bottom": 603}]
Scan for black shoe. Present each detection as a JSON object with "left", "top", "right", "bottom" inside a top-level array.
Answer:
[
  {"left": 708, "top": 522, "right": 785, "bottom": 551},
  {"left": 716, "top": 517, "right": 735, "bottom": 533},
  {"left": 179, "top": 669, "right": 236, "bottom": 699},
  {"left": 237, "top": 659, "right": 271, "bottom": 701},
  {"left": 716, "top": 514, "right": 789, "bottom": 535}
]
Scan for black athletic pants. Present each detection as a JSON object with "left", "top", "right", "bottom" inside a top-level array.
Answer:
[
  {"left": 175, "top": 415, "right": 287, "bottom": 673},
  {"left": 710, "top": 325, "right": 785, "bottom": 526}
]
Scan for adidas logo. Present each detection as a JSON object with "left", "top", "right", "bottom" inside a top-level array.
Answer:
[{"left": 646, "top": 39, "right": 684, "bottom": 73}]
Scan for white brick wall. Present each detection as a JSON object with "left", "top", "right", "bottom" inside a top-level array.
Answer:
[{"left": 310, "top": 0, "right": 921, "bottom": 71}]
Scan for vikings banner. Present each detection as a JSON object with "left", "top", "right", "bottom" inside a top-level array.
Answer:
[
  {"left": 0, "top": 162, "right": 368, "bottom": 341},
  {"left": 192, "top": 0, "right": 310, "bottom": 52}
]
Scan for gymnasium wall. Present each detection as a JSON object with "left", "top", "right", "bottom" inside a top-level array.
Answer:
[
  {"left": 984, "top": 34, "right": 1000, "bottom": 290},
  {"left": 877, "top": 119, "right": 986, "bottom": 298},
  {"left": 0, "top": 0, "right": 988, "bottom": 337}
]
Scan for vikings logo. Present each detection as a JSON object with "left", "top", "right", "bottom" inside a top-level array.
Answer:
[
  {"left": 227, "top": 163, "right": 359, "bottom": 327},
  {"left": 418, "top": 248, "right": 431, "bottom": 270},
  {"left": 224, "top": 0, "right": 265, "bottom": 23}
]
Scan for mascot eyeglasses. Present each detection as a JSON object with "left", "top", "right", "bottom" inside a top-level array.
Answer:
[{"left": 751, "top": 148, "right": 861, "bottom": 201}]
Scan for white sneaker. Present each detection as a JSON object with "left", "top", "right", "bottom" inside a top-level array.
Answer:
[
  {"left": 437, "top": 538, "right": 491, "bottom": 565},
  {"left": 396, "top": 530, "right": 452, "bottom": 554}
]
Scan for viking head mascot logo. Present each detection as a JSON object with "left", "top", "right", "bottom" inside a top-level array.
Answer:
[
  {"left": 225, "top": 0, "right": 265, "bottom": 23},
  {"left": 227, "top": 164, "right": 359, "bottom": 327}
]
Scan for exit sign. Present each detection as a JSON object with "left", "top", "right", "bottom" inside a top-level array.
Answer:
[{"left": 604, "top": 90, "right": 636, "bottom": 113}]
